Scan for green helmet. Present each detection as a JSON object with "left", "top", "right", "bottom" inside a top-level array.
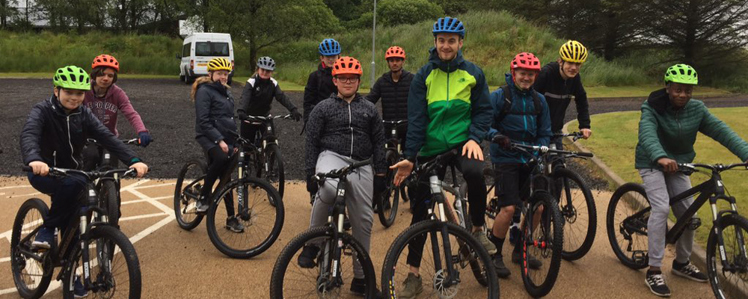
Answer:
[
  {"left": 664, "top": 64, "right": 698, "bottom": 85},
  {"left": 53, "top": 65, "right": 91, "bottom": 90}
]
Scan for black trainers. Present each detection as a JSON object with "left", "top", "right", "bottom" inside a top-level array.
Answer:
[
  {"left": 672, "top": 260, "right": 708, "bottom": 282},
  {"left": 225, "top": 216, "right": 245, "bottom": 233},
  {"left": 512, "top": 249, "right": 542, "bottom": 270},
  {"left": 297, "top": 245, "right": 320, "bottom": 268},
  {"left": 492, "top": 255, "right": 511, "bottom": 278},
  {"left": 646, "top": 270, "right": 671, "bottom": 297},
  {"left": 350, "top": 277, "right": 382, "bottom": 298}
]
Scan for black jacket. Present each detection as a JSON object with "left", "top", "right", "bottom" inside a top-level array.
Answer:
[
  {"left": 305, "top": 94, "right": 386, "bottom": 177},
  {"left": 195, "top": 80, "right": 237, "bottom": 151},
  {"left": 20, "top": 96, "right": 140, "bottom": 169},
  {"left": 238, "top": 75, "right": 298, "bottom": 117},
  {"left": 532, "top": 61, "right": 591, "bottom": 132},
  {"left": 303, "top": 63, "right": 337, "bottom": 123},
  {"left": 365, "top": 70, "right": 413, "bottom": 121}
]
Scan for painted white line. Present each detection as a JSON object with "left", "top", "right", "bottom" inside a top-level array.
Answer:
[
  {"left": 125, "top": 189, "right": 173, "bottom": 214},
  {"left": 0, "top": 257, "right": 9, "bottom": 263},
  {"left": 129, "top": 182, "right": 175, "bottom": 189},
  {"left": 120, "top": 179, "right": 151, "bottom": 191},
  {"left": 119, "top": 213, "right": 169, "bottom": 222},
  {"left": 121, "top": 195, "right": 172, "bottom": 205},
  {"left": 5, "top": 192, "right": 42, "bottom": 198},
  {"left": 0, "top": 185, "right": 33, "bottom": 190},
  {"left": 0, "top": 218, "right": 44, "bottom": 240}
]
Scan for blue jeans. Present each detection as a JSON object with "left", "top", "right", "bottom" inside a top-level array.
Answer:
[{"left": 28, "top": 172, "right": 87, "bottom": 231}]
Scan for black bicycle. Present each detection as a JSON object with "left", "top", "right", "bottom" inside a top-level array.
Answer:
[
  {"left": 270, "top": 158, "right": 377, "bottom": 298},
  {"left": 381, "top": 149, "right": 499, "bottom": 299},
  {"left": 86, "top": 138, "right": 142, "bottom": 228},
  {"left": 378, "top": 119, "right": 407, "bottom": 227},
  {"left": 11, "top": 167, "right": 141, "bottom": 299},
  {"left": 607, "top": 162, "right": 748, "bottom": 299},
  {"left": 241, "top": 114, "right": 291, "bottom": 202}
]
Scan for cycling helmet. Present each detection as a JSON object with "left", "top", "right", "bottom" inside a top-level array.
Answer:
[
  {"left": 53, "top": 65, "right": 91, "bottom": 90},
  {"left": 207, "top": 57, "right": 232, "bottom": 72},
  {"left": 559, "top": 40, "right": 588, "bottom": 63},
  {"left": 510, "top": 52, "right": 541, "bottom": 72},
  {"left": 664, "top": 64, "right": 698, "bottom": 85},
  {"left": 92, "top": 54, "right": 120, "bottom": 72},
  {"left": 332, "top": 56, "right": 363, "bottom": 77},
  {"left": 257, "top": 56, "right": 276, "bottom": 71},
  {"left": 318, "top": 38, "right": 341, "bottom": 56},
  {"left": 385, "top": 46, "right": 406, "bottom": 60},
  {"left": 432, "top": 17, "right": 465, "bottom": 38}
]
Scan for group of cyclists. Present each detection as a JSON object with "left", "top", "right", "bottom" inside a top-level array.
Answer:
[{"left": 17, "top": 15, "right": 748, "bottom": 298}]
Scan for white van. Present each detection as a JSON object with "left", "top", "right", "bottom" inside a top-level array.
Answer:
[{"left": 177, "top": 33, "right": 234, "bottom": 84}]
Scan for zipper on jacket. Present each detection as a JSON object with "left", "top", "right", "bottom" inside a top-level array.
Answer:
[
  {"left": 66, "top": 115, "right": 79, "bottom": 168},
  {"left": 443, "top": 66, "right": 451, "bottom": 148},
  {"left": 675, "top": 109, "right": 682, "bottom": 137},
  {"left": 348, "top": 102, "right": 354, "bottom": 158},
  {"left": 53, "top": 151, "right": 57, "bottom": 167}
]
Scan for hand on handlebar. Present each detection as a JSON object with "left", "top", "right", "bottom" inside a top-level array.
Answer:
[
  {"left": 129, "top": 162, "right": 149, "bottom": 178},
  {"left": 290, "top": 110, "right": 302, "bottom": 122},
  {"left": 29, "top": 161, "right": 49, "bottom": 176},
  {"left": 492, "top": 134, "right": 511, "bottom": 150},
  {"left": 657, "top": 157, "right": 678, "bottom": 173},
  {"left": 580, "top": 128, "right": 592, "bottom": 139}
]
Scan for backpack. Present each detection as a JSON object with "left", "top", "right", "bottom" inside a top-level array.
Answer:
[{"left": 495, "top": 85, "right": 543, "bottom": 139}]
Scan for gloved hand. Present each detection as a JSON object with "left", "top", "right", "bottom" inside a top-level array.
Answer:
[
  {"left": 237, "top": 110, "right": 248, "bottom": 121},
  {"left": 307, "top": 174, "right": 319, "bottom": 195},
  {"left": 138, "top": 132, "right": 152, "bottom": 147},
  {"left": 492, "top": 134, "right": 511, "bottom": 150},
  {"left": 374, "top": 175, "right": 387, "bottom": 195},
  {"left": 290, "top": 109, "right": 302, "bottom": 122}
]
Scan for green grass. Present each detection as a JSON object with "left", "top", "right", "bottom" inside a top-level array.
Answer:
[{"left": 570, "top": 107, "right": 748, "bottom": 245}]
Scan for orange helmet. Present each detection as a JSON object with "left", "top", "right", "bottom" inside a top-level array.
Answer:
[
  {"left": 92, "top": 54, "right": 119, "bottom": 72},
  {"left": 385, "top": 46, "right": 406, "bottom": 60},
  {"left": 332, "top": 56, "right": 363, "bottom": 76}
]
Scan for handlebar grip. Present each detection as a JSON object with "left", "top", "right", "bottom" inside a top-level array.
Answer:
[
  {"left": 576, "top": 152, "right": 594, "bottom": 158},
  {"left": 21, "top": 166, "right": 32, "bottom": 172}
]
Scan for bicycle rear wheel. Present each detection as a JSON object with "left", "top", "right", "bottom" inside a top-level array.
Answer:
[
  {"left": 100, "top": 180, "right": 120, "bottom": 228},
  {"left": 381, "top": 220, "right": 498, "bottom": 299},
  {"left": 207, "top": 177, "right": 283, "bottom": 258},
  {"left": 62, "top": 225, "right": 141, "bottom": 299},
  {"left": 606, "top": 183, "right": 650, "bottom": 269},
  {"left": 520, "top": 191, "right": 563, "bottom": 297},
  {"left": 553, "top": 168, "right": 596, "bottom": 261},
  {"left": 263, "top": 143, "right": 285, "bottom": 204},
  {"left": 378, "top": 150, "right": 400, "bottom": 228},
  {"left": 174, "top": 159, "right": 207, "bottom": 230},
  {"left": 10, "top": 198, "right": 52, "bottom": 299},
  {"left": 706, "top": 213, "right": 748, "bottom": 299},
  {"left": 270, "top": 226, "right": 376, "bottom": 298}
]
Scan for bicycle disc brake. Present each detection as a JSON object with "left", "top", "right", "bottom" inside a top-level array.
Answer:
[{"left": 433, "top": 269, "right": 460, "bottom": 299}]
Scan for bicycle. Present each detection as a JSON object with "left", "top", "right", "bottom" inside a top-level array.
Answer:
[
  {"left": 11, "top": 166, "right": 142, "bottom": 299},
  {"left": 607, "top": 162, "right": 748, "bottom": 299},
  {"left": 483, "top": 141, "right": 591, "bottom": 297},
  {"left": 378, "top": 119, "right": 407, "bottom": 227},
  {"left": 381, "top": 149, "right": 499, "bottom": 299},
  {"left": 270, "top": 158, "right": 377, "bottom": 298},
  {"left": 241, "top": 113, "right": 292, "bottom": 202}
]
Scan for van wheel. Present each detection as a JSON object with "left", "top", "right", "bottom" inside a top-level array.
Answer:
[
  {"left": 185, "top": 75, "right": 195, "bottom": 84},
  {"left": 179, "top": 75, "right": 185, "bottom": 82}
]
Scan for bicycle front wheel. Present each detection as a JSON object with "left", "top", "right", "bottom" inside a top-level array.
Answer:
[
  {"left": 10, "top": 198, "right": 52, "bottom": 299},
  {"left": 173, "top": 159, "right": 207, "bottom": 230},
  {"left": 553, "top": 168, "right": 596, "bottom": 261},
  {"left": 706, "top": 213, "right": 748, "bottom": 299},
  {"left": 378, "top": 150, "right": 400, "bottom": 228},
  {"left": 270, "top": 226, "right": 376, "bottom": 298},
  {"left": 521, "top": 191, "right": 563, "bottom": 297},
  {"left": 63, "top": 225, "right": 141, "bottom": 299},
  {"left": 606, "top": 183, "right": 650, "bottom": 269},
  {"left": 100, "top": 180, "right": 120, "bottom": 228},
  {"left": 381, "top": 220, "right": 499, "bottom": 299},
  {"left": 207, "top": 177, "right": 284, "bottom": 259}
]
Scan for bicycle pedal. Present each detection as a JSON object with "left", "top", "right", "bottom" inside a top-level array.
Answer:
[
  {"left": 687, "top": 217, "right": 702, "bottom": 230},
  {"left": 632, "top": 250, "right": 648, "bottom": 264},
  {"left": 343, "top": 248, "right": 353, "bottom": 256}
]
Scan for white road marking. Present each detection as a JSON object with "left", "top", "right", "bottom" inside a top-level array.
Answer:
[
  {"left": 119, "top": 213, "right": 169, "bottom": 222},
  {"left": 121, "top": 195, "right": 172, "bottom": 205}
]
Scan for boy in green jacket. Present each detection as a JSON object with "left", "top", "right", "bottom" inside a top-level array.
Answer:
[{"left": 636, "top": 64, "right": 748, "bottom": 297}]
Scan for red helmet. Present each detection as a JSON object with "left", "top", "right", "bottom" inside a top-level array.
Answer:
[
  {"left": 510, "top": 52, "right": 541, "bottom": 72},
  {"left": 385, "top": 46, "right": 406, "bottom": 60},
  {"left": 332, "top": 56, "right": 363, "bottom": 76},
  {"left": 92, "top": 54, "right": 119, "bottom": 72}
]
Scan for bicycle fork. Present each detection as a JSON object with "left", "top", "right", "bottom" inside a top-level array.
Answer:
[
  {"left": 427, "top": 175, "right": 460, "bottom": 288},
  {"left": 237, "top": 151, "right": 250, "bottom": 221},
  {"left": 319, "top": 188, "right": 347, "bottom": 292}
]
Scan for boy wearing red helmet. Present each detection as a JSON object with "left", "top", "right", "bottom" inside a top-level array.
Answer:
[{"left": 486, "top": 52, "right": 552, "bottom": 278}]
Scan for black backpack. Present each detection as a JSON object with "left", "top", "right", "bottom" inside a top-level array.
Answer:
[{"left": 495, "top": 85, "right": 544, "bottom": 139}]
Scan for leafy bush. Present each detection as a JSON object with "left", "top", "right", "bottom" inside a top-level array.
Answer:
[{"left": 378, "top": 0, "right": 444, "bottom": 27}]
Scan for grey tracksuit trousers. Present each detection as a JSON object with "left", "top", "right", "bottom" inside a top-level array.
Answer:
[
  {"left": 639, "top": 169, "right": 695, "bottom": 268},
  {"left": 310, "top": 150, "right": 374, "bottom": 278}
]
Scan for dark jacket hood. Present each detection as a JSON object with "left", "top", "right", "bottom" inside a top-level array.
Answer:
[{"left": 647, "top": 88, "right": 673, "bottom": 115}]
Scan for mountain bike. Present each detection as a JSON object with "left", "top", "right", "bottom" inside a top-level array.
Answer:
[
  {"left": 378, "top": 119, "right": 407, "bottom": 227},
  {"left": 241, "top": 113, "right": 292, "bottom": 203}
]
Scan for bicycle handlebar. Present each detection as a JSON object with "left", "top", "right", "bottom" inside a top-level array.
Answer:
[
  {"left": 87, "top": 138, "right": 145, "bottom": 146},
  {"left": 510, "top": 142, "right": 593, "bottom": 158},
  {"left": 22, "top": 166, "right": 139, "bottom": 180},
  {"left": 382, "top": 120, "right": 408, "bottom": 125},
  {"left": 240, "top": 114, "right": 292, "bottom": 122},
  {"left": 678, "top": 162, "right": 748, "bottom": 174},
  {"left": 552, "top": 131, "right": 584, "bottom": 142},
  {"left": 402, "top": 149, "right": 459, "bottom": 185},
  {"left": 314, "top": 158, "right": 373, "bottom": 181}
]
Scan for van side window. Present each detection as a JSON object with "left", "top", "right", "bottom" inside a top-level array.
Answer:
[
  {"left": 195, "top": 42, "right": 230, "bottom": 57},
  {"left": 182, "top": 43, "right": 190, "bottom": 57}
]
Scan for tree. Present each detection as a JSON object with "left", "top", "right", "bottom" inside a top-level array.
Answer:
[
  {"left": 1, "top": 0, "right": 19, "bottom": 28},
  {"left": 378, "top": 0, "right": 443, "bottom": 27}
]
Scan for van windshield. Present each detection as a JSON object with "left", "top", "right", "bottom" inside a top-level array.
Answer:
[{"left": 195, "top": 42, "right": 230, "bottom": 56}]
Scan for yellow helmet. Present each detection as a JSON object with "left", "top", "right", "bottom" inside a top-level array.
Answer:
[
  {"left": 559, "top": 40, "right": 588, "bottom": 63},
  {"left": 207, "top": 58, "right": 232, "bottom": 72}
]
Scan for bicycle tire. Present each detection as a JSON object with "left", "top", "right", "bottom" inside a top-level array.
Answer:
[
  {"left": 706, "top": 213, "right": 748, "bottom": 299},
  {"left": 10, "top": 198, "right": 53, "bottom": 299},
  {"left": 206, "top": 177, "right": 284, "bottom": 259},
  {"left": 606, "top": 182, "right": 650, "bottom": 270},
  {"left": 553, "top": 168, "right": 596, "bottom": 261},
  {"left": 378, "top": 150, "right": 400, "bottom": 228},
  {"left": 62, "top": 225, "right": 141, "bottom": 299},
  {"left": 521, "top": 191, "right": 563, "bottom": 297},
  {"left": 270, "top": 226, "right": 376, "bottom": 298},
  {"left": 101, "top": 180, "right": 120, "bottom": 228},
  {"left": 264, "top": 143, "right": 285, "bottom": 204},
  {"left": 174, "top": 159, "right": 207, "bottom": 230}
]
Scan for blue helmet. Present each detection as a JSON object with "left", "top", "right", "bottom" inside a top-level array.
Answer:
[
  {"left": 432, "top": 17, "right": 465, "bottom": 38},
  {"left": 318, "top": 38, "right": 341, "bottom": 56}
]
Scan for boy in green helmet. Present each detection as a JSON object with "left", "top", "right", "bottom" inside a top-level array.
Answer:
[{"left": 636, "top": 64, "right": 748, "bottom": 297}]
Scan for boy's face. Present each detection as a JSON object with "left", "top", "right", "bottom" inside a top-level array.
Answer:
[
  {"left": 94, "top": 68, "right": 116, "bottom": 89},
  {"left": 666, "top": 82, "right": 693, "bottom": 109},
  {"left": 211, "top": 70, "right": 230, "bottom": 85},
  {"left": 333, "top": 75, "right": 360, "bottom": 97},
  {"left": 560, "top": 60, "right": 582, "bottom": 78},
  {"left": 54, "top": 87, "right": 86, "bottom": 111},
  {"left": 321, "top": 55, "right": 339, "bottom": 68},
  {"left": 387, "top": 58, "right": 404, "bottom": 72},
  {"left": 434, "top": 33, "right": 463, "bottom": 61},
  {"left": 513, "top": 68, "right": 538, "bottom": 90}
]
